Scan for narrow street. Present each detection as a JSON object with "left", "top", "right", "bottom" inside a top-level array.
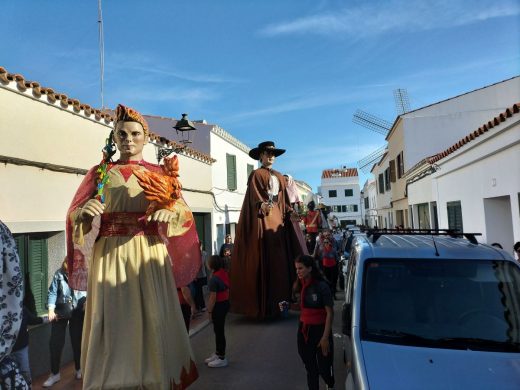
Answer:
[
  {"left": 189, "top": 299, "right": 346, "bottom": 390},
  {"left": 32, "top": 298, "right": 346, "bottom": 390}
]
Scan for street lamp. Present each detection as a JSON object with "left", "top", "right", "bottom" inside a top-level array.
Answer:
[
  {"left": 154, "top": 113, "right": 197, "bottom": 163},
  {"left": 174, "top": 113, "right": 196, "bottom": 145}
]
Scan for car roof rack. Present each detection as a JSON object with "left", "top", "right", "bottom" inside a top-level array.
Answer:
[{"left": 363, "top": 228, "right": 482, "bottom": 244}]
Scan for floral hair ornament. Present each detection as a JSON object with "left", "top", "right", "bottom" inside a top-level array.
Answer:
[
  {"left": 115, "top": 103, "right": 149, "bottom": 135},
  {"left": 95, "top": 130, "right": 116, "bottom": 203}
]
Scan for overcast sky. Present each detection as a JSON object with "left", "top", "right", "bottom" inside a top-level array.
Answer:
[{"left": 1, "top": 0, "right": 519, "bottom": 190}]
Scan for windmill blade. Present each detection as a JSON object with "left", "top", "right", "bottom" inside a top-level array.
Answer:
[
  {"left": 352, "top": 110, "right": 392, "bottom": 136},
  {"left": 357, "top": 145, "right": 387, "bottom": 173},
  {"left": 394, "top": 88, "right": 411, "bottom": 115}
]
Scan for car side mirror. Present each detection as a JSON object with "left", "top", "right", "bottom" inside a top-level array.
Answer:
[{"left": 342, "top": 302, "right": 352, "bottom": 336}]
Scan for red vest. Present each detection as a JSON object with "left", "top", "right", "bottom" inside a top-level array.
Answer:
[{"left": 213, "top": 269, "right": 230, "bottom": 302}]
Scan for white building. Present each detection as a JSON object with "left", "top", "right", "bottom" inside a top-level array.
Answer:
[
  {"left": 318, "top": 167, "right": 361, "bottom": 226},
  {"left": 377, "top": 76, "right": 520, "bottom": 228},
  {"left": 362, "top": 179, "right": 378, "bottom": 228},
  {"left": 406, "top": 102, "right": 520, "bottom": 252}
]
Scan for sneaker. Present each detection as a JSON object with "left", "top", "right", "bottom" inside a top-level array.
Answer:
[
  {"left": 208, "top": 357, "right": 228, "bottom": 368},
  {"left": 42, "top": 373, "right": 61, "bottom": 387},
  {"left": 204, "top": 353, "right": 219, "bottom": 364},
  {"left": 75, "top": 369, "right": 82, "bottom": 380}
]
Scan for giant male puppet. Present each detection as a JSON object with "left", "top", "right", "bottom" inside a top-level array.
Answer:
[{"left": 230, "top": 141, "right": 307, "bottom": 319}]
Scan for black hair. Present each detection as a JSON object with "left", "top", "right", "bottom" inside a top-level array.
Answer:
[
  {"left": 491, "top": 242, "right": 503, "bottom": 249},
  {"left": 208, "top": 255, "right": 225, "bottom": 272},
  {"left": 292, "top": 254, "right": 327, "bottom": 296},
  {"left": 514, "top": 242, "right": 520, "bottom": 252}
]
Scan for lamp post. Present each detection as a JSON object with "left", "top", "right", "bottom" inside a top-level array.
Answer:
[{"left": 154, "top": 113, "right": 197, "bottom": 164}]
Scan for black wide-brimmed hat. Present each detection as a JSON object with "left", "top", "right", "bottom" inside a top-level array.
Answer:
[{"left": 248, "top": 141, "right": 286, "bottom": 160}]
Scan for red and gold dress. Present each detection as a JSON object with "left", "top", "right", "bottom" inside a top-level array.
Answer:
[{"left": 68, "top": 160, "right": 199, "bottom": 389}]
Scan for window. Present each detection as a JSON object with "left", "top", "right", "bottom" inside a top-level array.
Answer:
[
  {"left": 384, "top": 168, "right": 391, "bottom": 191},
  {"left": 345, "top": 189, "right": 353, "bottom": 197},
  {"left": 345, "top": 205, "right": 358, "bottom": 212},
  {"left": 397, "top": 151, "right": 404, "bottom": 179},
  {"left": 364, "top": 197, "right": 369, "bottom": 209},
  {"left": 247, "top": 163, "right": 254, "bottom": 179},
  {"left": 378, "top": 174, "right": 385, "bottom": 194},
  {"left": 389, "top": 160, "right": 396, "bottom": 183},
  {"left": 342, "top": 205, "right": 347, "bottom": 213},
  {"left": 226, "top": 154, "right": 237, "bottom": 191},
  {"left": 417, "top": 203, "right": 430, "bottom": 229},
  {"left": 14, "top": 233, "right": 49, "bottom": 315},
  {"left": 329, "top": 190, "right": 337, "bottom": 198},
  {"left": 447, "top": 201, "right": 463, "bottom": 232}
]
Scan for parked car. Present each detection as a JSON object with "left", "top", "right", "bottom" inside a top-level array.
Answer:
[{"left": 342, "top": 232, "right": 520, "bottom": 390}]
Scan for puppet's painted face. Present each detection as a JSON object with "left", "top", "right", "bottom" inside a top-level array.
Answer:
[
  {"left": 114, "top": 121, "right": 148, "bottom": 160},
  {"left": 260, "top": 150, "right": 276, "bottom": 168}
]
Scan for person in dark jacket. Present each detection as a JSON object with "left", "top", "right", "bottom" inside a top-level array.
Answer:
[{"left": 292, "top": 254, "right": 335, "bottom": 390}]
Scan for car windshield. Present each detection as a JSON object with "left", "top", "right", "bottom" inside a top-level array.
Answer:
[{"left": 361, "top": 259, "right": 520, "bottom": 352}]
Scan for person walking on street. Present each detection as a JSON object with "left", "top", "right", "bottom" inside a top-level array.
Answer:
[
  {"left": 292, "top": 255, "right": 335, "bottom": 390},
  {"left": 42, "top": 258, "right": 86, "bottom": 387},
  {"left": 205, "top": 255, "right": 230, "bottom": 368},
  {"left": 321, "top": 239, "right": 338, "bottom": 299}
]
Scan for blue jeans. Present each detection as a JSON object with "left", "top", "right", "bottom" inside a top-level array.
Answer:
[{"left": 10, "top": 346, "right": 31, "bottom": 384}]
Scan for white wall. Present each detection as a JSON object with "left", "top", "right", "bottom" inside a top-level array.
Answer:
[
  {"left": 320, "top": 176, "right": 361, "bottom": 224},
  {"left": 403, "top": 77, "right": 520, "bottom": 171},
  {"left": 433, "top": 118, "right": 520, "bottom": 249},
  {"left": 210, "top": 130, "right": 257, "bottom": 253}
]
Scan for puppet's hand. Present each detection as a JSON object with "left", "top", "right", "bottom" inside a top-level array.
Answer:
[
  {"left": 79, "top": 199, "right": 105, "bottom": 220},
  {"left": 260, "top": 202, "right": 272, "bottom": 216},
  {"left": 148, "top": 209, "right": 176, "bottom": 223}
]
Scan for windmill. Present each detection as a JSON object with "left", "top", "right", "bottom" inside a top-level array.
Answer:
[{"left": 353, "top": 89, "right": 411, "bottom": 173}]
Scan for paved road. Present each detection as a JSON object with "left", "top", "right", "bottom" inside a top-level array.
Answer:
[{"left": 189, "top": 298, "right": 347, "bottom": 390}]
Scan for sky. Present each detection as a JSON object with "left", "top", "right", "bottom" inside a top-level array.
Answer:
[{"left": 1, "top": 0, "right": 519, "bottom": 191}]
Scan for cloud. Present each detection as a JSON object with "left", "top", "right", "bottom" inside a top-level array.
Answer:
[
  {"left": 107, "top": 52, "right": 242, "bottom": 84},
  {"left": 108, "top": 85, "right": 218, "bottom": 104},
  {"left": 259, "top": 0, "right": 520, "bottom": 37}
]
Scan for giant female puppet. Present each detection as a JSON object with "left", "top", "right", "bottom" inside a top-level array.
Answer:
[
  {"left": 66, "top": 104, "right": 199, "bottom": 389},
  {"left": 230, "top": 141, "right": 306, "bottom": 320}
]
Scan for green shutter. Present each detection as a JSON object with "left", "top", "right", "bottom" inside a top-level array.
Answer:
[
  {"left": 247, "top": 164, "right": 254, "bottom": 179},
  {"left": 226, "top": 154, "right": 237, "bottom": 191},
  {"left": 14, "top": 235, "right": 27, "bottom": 276},
  {"left": 28, "top": 235, "right": 48, "bottom": 315}
]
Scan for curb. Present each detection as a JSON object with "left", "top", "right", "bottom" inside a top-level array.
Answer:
[{"left": 189, "top": 319, "right": 210, "bottom": 337}]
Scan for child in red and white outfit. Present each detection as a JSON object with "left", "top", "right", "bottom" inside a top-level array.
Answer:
[{"left": 205, "top": 255, "right": 230, "bottom": 368}]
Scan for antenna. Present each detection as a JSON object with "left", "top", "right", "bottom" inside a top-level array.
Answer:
[
  {"left": 98, "top": 0, "right": 105, "bottom": 109},
  {"left": 393, "top": 88, "right": 411, "bottom": 115},
  {"left": 352, "top": 110, "right": 392, "bottom": 136},
  {"left": 431, "top": 234, "right": 440, "bottom": 257}
]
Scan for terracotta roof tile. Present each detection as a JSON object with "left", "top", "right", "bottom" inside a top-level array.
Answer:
[
  {"left": 321, "top": 168, "right": 358, "bottom": 179},
  {"left": 0, "top": 65, "right": 216, "bottom": 164},
  {"left": 427, "top": 102, "right": 520, "bottom": 164}
]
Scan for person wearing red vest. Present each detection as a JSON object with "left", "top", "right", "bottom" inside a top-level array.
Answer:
[
  {"left": 321, "top": 239, "right": 338, "bottom": 299},
  {"left": 293, "top": 255, "right": 335, "bottom": 390},
  {"left": 303, "top": 201, "right": 321, "bottom": 251},
  {"left": 205, "top": 255, "right": 230, "bottom": 368}
]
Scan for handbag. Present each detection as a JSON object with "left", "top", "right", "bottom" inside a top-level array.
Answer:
[{"left": 54, "top": 279, "right": 73, "bottom": 320}]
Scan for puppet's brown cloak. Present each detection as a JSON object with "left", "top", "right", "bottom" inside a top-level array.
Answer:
[{"left": 230, "top": 167, "right": 307, "bottom": 319}]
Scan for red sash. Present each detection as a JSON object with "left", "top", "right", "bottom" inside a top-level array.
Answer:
[{"left": 99, "top": 212, "right": 159, "bottom": 237}]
